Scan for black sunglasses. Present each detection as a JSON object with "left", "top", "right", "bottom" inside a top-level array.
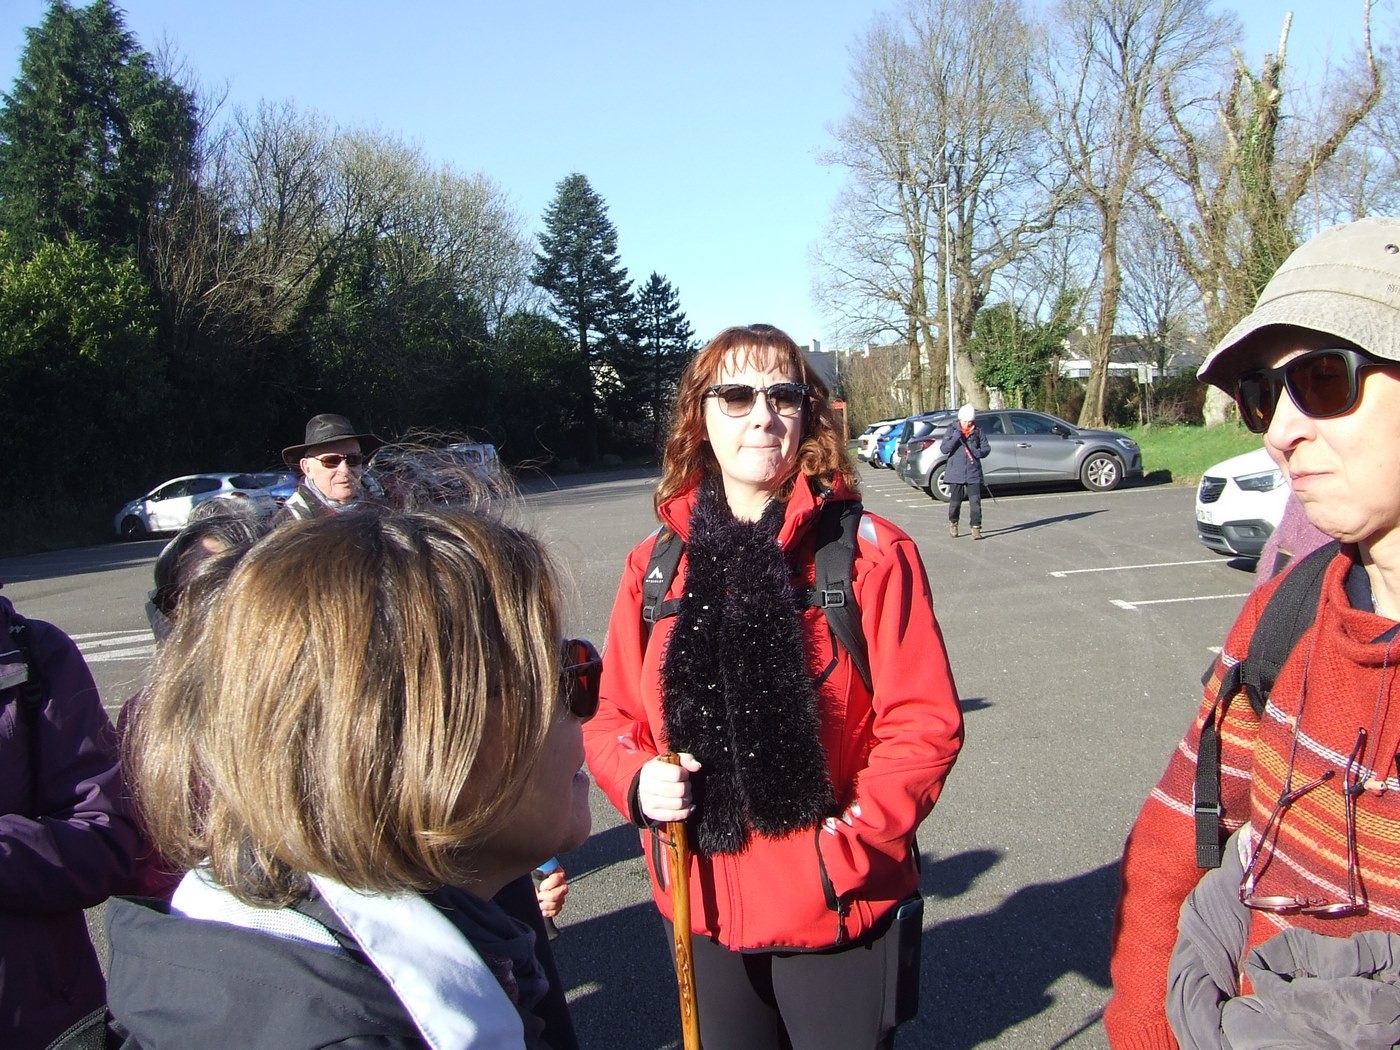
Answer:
[
  {"left": 561, "top": 638, "right": 601, "bottom": 721},
  {"left": 704, "top": 382, "right": 809, "bottom": 418},
  {"left": 1234, "top": 348, "right": 1394, "bottom": 434},
  {"left": 307, "top": 453, "right": 365, "bottom": 470}
]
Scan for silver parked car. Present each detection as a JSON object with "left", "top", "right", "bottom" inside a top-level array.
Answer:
[{"left": 898, "top": 409, "right": 1143, "bottom": 500}]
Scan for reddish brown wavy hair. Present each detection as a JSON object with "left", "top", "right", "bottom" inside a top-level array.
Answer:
[{"left": 655, "top": 324, "right": 857, "bottom": 511}]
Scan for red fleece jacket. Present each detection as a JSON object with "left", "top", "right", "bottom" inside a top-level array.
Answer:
[{"left": 583, "top": 476, "right": 964, "bottom": 950}]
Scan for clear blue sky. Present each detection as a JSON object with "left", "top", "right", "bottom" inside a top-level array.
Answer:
[{"left": 0, "top": 0, "right": 1377, "bottom": 349}]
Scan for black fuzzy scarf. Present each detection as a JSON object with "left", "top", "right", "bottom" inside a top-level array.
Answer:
[{"left": 660, "top": 477, "right": 835, "bottom": 856}]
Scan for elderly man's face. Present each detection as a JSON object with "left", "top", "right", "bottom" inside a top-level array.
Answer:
[{"left": 300, "top": 438, "right": 364, "bottom": 504}]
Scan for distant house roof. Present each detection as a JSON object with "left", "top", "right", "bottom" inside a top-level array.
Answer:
[{"left": 1059, "top": 328, "right": 1205, "bottom": 377}]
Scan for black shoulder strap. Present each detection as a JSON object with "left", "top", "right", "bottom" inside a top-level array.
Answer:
[
  {"left": 1240, "top": 540, "right": 1341, "bottom": 715},
  {"left": 3, "top": 616, "right": 46, "bottom": 716},
  {"left": 4, "top": 616, "right": 49, "bottom": 815},
  {"left": 641, "top": 527, "right": 684, "bottom": 633},
  {"left": 638, "top": 502, "right": 873, "bottom": 692},
  {"left": 807, "top": 501, "right": 872, "bottom": 692},
  {"left": 1193, "top": 539, "right": 1339, "bottom": 868}
]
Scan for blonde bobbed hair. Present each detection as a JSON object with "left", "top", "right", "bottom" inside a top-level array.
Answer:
[
  {"left": 126, "top": 507, "right": 565, "bottom": 905},
  {"left": 655, "top": 323, "right": 858, "bottom": 510}
]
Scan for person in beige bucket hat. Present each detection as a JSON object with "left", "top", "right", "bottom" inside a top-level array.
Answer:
[{"left": 1108, "top": 217, "right": 1400, "bottom": 1049}]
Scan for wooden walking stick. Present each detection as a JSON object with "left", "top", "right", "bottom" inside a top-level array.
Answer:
[{"left": 660, "top": 752, "right": 701, "bottom": 1050}]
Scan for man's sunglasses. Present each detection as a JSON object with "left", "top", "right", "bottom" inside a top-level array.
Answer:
[
  {"left": 1234, "top": 348, "right": 1393, "bottom": 435},
  {"left": 561, "top": 638, "right": 601, "bottom": 721},
  {"left": 704, "top": 382, "right": 809, "bottom": 418},
  {"left": 307, "top": 453, "right": 365, "bottom": 470}
]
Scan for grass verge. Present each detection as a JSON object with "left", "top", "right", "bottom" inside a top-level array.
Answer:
[{"left": 1125, "top": 424, "right": 1263, "bottom": 487}]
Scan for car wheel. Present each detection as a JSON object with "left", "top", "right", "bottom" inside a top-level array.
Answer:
[
  {"left": 1080, "top": 452, "right": 1122, "bottom": 492},
  {"left": 119, "top": 515, "right": 147, "bottom": 539},
  {"left": 928, "top": 464, "right": 951, "bottom": 502}
]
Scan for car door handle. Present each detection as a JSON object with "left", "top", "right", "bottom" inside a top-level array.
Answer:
[{"left": 1016, "top": 442, "right": 1031, "bottom": 448}]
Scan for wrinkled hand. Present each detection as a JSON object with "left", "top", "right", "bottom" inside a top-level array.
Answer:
[
  {"left": 638, "top": 752, "right": 702, "bottom": 823},
  {"left": 534, "top": 867, "right": 569, "bottom": 919}
]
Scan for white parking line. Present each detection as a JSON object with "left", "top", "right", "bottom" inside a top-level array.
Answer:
[
  {"left": 70, "top": 630, "right": 155, "bottom": 664},
  {"left": 72, "top": 630, "right": 152, "bottom": 647},
  {"left": 1049, "top": 558, "right": 1221, "bottom": 578},
  {"left": 1111, "top": 593, "right": 1248, "bottom": 611},
  {"left": 84, "top": 645, "right": 156, "bottom": 664}
]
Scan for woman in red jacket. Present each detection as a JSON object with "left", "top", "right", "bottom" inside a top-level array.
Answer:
[{"left": 583, "top": 323, "right": 963, "bottom": 1050}]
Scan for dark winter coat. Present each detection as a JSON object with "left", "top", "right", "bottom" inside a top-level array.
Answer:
[
  {"left": 939, "top": 425, "right": 990, "bottom": 485},
  {"left": 0, "top": 596, "right": 142, "bottom": 1049}
]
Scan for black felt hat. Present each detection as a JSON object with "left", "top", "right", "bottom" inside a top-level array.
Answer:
[{"left": 282, "top": 414, "right": 384, "bottom": 469}]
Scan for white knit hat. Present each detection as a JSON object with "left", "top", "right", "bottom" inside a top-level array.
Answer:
[{"left": 957, "top": 404, "right": 975, "bottom": 424}]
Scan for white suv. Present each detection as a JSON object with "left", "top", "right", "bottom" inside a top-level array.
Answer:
[{"left": 1195, "top": 447, "right": 1289, "bottom": 558}]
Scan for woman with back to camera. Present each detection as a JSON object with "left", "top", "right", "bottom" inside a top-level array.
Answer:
[
  {"left": 108, "top": 508, "right": 597, "bottom": 1049},
  {"left": 583, "top": 323, "right": 964, "bottom": 1049}
]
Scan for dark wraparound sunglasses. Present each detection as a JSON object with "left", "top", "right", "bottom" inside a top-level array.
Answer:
[
  {"left": 1234, "top": 348, "right": 1394, "bottom": 434},
  {"left": 704, "top": 382, "right": 809, "bottom": 418},
  {"left": 561, "top": 638, "right": 601, "bottom": 721},
  {"left": 307, "top": 453, "right": 365, "bottom": 470}
]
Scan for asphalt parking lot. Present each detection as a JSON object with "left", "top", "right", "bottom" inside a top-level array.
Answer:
[{"left": 1, "top": 465, "right": 1260, "bottom": 1049}]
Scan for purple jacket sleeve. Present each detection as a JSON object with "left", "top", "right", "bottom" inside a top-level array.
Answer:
[{"left": 0, "top": 618, "right": 141, "bottom": 911}]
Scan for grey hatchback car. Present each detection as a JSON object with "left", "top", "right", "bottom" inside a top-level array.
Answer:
[{"left": 897, "top": 409, "right": 1143, "bottom": 500}]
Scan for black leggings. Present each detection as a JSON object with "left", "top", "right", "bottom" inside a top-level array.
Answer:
[
  {"left": 666, "top": 921, "right": 896, "bottom": 1050},
  {"left": 948, "top": 482, "right": 982, "bottom": 528}
]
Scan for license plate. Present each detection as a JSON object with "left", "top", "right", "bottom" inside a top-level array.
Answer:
[{"left": 1195, "top": 506, "right": 1217, "bottom": 526}]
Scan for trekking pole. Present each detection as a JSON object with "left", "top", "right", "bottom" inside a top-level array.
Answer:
[{"left": 660, "top": 752, "right": 701, "bottom": 1050}]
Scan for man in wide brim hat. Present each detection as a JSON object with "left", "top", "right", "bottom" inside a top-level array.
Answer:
[{"left": 276, "top": 414, "right": 384, "bottom": 522}]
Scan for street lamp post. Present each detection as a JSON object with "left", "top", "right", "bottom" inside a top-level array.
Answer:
[{"left": 935, "top": 182, "right": 956, "bottom": 410}]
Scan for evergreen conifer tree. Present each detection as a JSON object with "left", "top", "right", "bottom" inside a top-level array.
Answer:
[
  {"left": 633, "top": 272, "right": 695, "bottom": 450},
  {"left": 0, "top": 0, "right": 197, "bottom": 260},
  {"left": 531, "top": 173, "right": 633, "bottom": 462}
]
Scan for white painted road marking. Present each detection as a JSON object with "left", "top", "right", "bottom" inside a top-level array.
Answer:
[
  {"left": 1111, "top": 593, "right": 1248, "bottom": 611},
  {"left": 1048, "top": 558, "right": 1221, "bottom": 578},
  {"left": 72, "top": 630, "right": 154, "bottom": 664}
]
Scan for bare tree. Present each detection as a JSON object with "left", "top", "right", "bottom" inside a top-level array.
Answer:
[
  {"left": 1140, "top": 3, "right": 1381, "bottom": 423},
  {"left": 818, "top": 0, "right": 1064, "bottom": 413},
  {"left": 1118, "top": 202, "right": 1198, "bottom": 373},
  {"left": 1044, "top": 0, "right": 1236, "bottom": 427}
]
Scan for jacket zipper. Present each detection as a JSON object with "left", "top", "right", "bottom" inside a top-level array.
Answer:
[{"left": 815, "top": 827, "right": 849, "bottom": 945}]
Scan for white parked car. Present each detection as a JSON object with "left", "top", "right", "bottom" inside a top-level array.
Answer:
[
  {"left": 1195, "top": 447, "right": 1290, "bottom": 558},
  {"left": 113, "top": 473, "right": 279, "bottom": 538}
]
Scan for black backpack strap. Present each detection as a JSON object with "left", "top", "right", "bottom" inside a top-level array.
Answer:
[
  {"left": 805, "top": 501, "right": 873, "bottom": 692},
  {"left": 1193, "top": 539, "right": 1339, "bottom": 867},
  {"left": 1239, "top": 540, "right": 1340, "bottom": 715},
  {"left": 641, "top": 527, "right": 684, "bottom": 637},
  {"left": 4, "top": 616, "right": 49, "bottom": 816}
]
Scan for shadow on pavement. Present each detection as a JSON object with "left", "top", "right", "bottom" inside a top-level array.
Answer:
[
  {"left": 919, "top": 856, "right": 1116, "bottom": 1049},
  {"left": 0, "top": 538, "right": 165, "bottom": 583},
  {"left": 979, "top": 511, "right": 1106, "bottom": 538}
]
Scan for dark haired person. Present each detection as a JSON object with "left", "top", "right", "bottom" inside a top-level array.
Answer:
[
  {"left": 276, "top": 413, "right": 383, "bottom": 521},
  {"left": 584, "top": 323, "right": 963, "bottom": 1049},
  {"left": 1107, "top": 217, "right": 1400, "bottom": 1048}
]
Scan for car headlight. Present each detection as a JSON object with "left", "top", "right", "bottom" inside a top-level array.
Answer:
[
  {"left": 1235, "top": 468, "right": 1284, "bottom": 493},
  {"left": 1115, "top": 437, "right": 1138, "bottom": 451}
]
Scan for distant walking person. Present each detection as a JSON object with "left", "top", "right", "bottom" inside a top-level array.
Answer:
[
  {"left": 941, "top": 404, "right": 990, "bottom": 539},
  {"left": 275, "top": 413, "right": 383, "bottom": 523}
]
